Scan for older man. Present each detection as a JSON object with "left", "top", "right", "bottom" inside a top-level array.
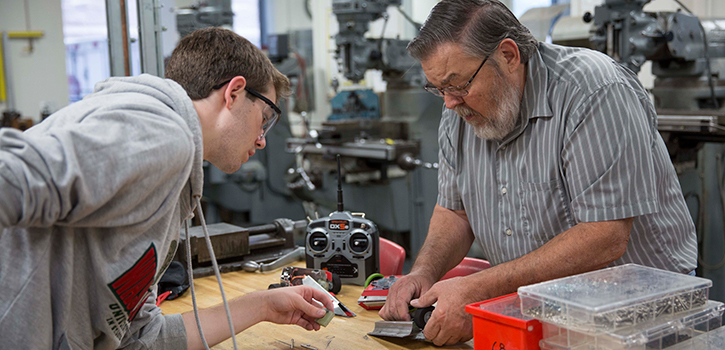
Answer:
[{"left": 380, "top": 0, "right": 697, "bottom": 345}]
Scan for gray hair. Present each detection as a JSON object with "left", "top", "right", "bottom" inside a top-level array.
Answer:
[{"left": 407, "top": 0, "right": 538, "bottom": 63}]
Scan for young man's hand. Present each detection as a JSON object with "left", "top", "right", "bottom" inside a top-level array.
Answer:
[{"left": 258, "top": 286, "right": 335, "bottom": 331}]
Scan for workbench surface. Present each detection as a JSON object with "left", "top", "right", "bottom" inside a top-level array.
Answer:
[{"left": 160, "top": 263, "right": 474, "bottom": 349}]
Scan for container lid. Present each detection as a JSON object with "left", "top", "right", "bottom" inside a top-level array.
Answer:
[
  {"left": 517, "top": 264, "right": 712, "bottom": 313},
  {"left": 478, "top": 293, "right": 535, "bottom": 321}
]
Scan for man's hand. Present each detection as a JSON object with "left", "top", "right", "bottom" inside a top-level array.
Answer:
[
  {"left": 259, "top": 286, "right": 335, "bottom": 331},
  {"left": 410, "top": 276, "right": 477, "bottom": 346},
  {"left": 379, "top": 272, "right": 436, "bottom": 321}
]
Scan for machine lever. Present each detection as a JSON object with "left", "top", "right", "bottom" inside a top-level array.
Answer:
[{"left": 243, "top": 246, "right": 305, "bottom": 273}]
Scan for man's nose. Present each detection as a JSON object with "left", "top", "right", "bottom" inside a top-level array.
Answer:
[
  {"left": 255, "top": 135, "right": 266, "bottom": 149},
  {"left": 444, "top": 93, "right": 464, "bottom": 109}
]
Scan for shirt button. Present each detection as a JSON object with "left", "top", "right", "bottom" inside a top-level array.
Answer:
[
  {"left": 505, "top": 228, "right": 512, "bottom": 236},
  {"left": 501, "top": 187, "right": 508, "bottom": 195}
]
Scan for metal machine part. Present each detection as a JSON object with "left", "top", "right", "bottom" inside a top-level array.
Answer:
[
  {"left": 176, "top": 0, "right": 234, "bottom": 38},
  {"left": 329, "top": 90, "right": 380, "bottom": 120},
  {"left": 176, "top": 219, "right": 306, "bottom": 278},
  {"left": 587, "top": 0, "right": 725, "bottom": 134},
  {"left": 331, "top": 0, "right": 424, "bottom": 86},
  {"left": 368, "top": 305, "right": 435, "bottom": 340},
  {"left": 242, "top": 246, "right": 305, "bottom": 273},
  {"left": 368, "top": 321, "right": 426, "bottom": 339},
  {"left": 287, "top": 2, "right": 443, "bottom": 257}
]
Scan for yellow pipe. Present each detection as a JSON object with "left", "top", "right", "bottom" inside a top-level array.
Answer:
[
  {"left": 7, "top": 31, "right": 43, "bottom": 39},
  {"left": 0, "top": 33, "right": 6, "bottom": 102}
]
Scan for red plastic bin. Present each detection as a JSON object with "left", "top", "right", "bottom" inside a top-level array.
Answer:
[{"left": 465, "top": 293, "right": 543, "bottom": 350}]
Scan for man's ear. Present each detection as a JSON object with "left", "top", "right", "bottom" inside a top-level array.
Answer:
[
  {"left": 224, "top": 76, "right": 247, "bottom": 110},
  {"left": 497, "top": 38, "right": 521, "bottom": 74}
]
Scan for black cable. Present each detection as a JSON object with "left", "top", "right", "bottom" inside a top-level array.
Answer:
[
  {"left": 304, "top": 0, "right": 312, "bottom": 20},
  {"left": 380, "top": 13, "right": 389, "bottom": 39},
  {"left": 672, "top": 0, "right": 719, "bottom": 109},
  {"left": 672, "top": 0, "right": 692, "bottom": 13},
  {"left": 395, "top": 6, "right": 422, "bottom": 32}
]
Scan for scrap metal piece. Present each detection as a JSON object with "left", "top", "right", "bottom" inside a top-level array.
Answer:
[
  {"left": 368, "top": 321, "right": 425, "bottom": 340},
  {"left": 316, "top": 309, "right": 334, "bottom": 327}
]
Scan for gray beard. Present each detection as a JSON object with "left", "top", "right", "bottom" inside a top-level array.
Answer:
[{"left": 454, "top": 74, "right": 521, "bottom": 140}]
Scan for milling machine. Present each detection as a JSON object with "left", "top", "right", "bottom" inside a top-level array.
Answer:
[
  {"left": 585, "top": 0, "right": 725, "bottom": 302},
  {"left": 286, "top": 0, "right": 443, "bottom": 257}
]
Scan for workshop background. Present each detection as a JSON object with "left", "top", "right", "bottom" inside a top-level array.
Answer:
[{"left": 1, "top": 0, "right": 724, "bottom": 303}]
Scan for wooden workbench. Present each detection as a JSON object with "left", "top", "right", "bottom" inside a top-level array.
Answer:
[{"left": 160, "top": 263, "right": 474, "bottom": 350}]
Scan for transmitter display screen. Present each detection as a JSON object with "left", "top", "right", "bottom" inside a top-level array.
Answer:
[{"left": 328, "top": 220, "right": 349, "bottom": 231}]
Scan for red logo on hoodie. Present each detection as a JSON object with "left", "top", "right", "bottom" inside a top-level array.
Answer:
[{"left": 108, "top": 244, "right": 157, "bottom": 322}]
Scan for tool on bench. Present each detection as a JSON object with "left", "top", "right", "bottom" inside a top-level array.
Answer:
[
  {"left": 243, "top": 247, "right": 305, "bottom": 273},
  {"left": 176, "top": 219, "right": 306, "bottom": 278},
  {"left": 368, "top": 305, "right": 436, "bottom": 340},
  {"left": 267, "top": 266, "right": 342, "bottom": 294}
]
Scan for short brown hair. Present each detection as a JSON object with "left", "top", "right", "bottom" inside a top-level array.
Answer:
[
  {"left": 165, "top": 27, "right": 290, "bottom": 102},
  {"left": 408, "top": 0, "right": 537, "bottom": 63}
]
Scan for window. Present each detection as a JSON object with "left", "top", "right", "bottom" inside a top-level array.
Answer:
[{"left": 61, "top": 0, "right": 262, "bottom": 103}]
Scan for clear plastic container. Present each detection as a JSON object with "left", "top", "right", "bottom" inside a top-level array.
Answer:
[
  {"left": 518, "top": 264, "right": 712, "bottom": 334},
  {"left": 539, "top": 301, "right": 723, "bottom": 350},
  {"left": 667, "top": 324, "right": 725, "bottom": 350}
]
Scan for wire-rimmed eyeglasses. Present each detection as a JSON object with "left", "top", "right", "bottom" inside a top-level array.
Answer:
[
  {"left": 213, "top": 79, "right": 281, "bottom": 138},
  {"left": 423, "top": 55, "right": 489, "bottom": 98}
]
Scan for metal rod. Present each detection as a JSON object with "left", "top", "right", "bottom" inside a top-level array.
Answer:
[
  {"left": 1, "top": 32, "right": 15, "bottom": 110},
  {"left": 136, "top": 0, "right": 165, "bottom": 76},
  {"left": 247, "top": 223, "right": 279, "bottom": 236},
  {"left": 106, "top": 0, "right": 131, "bottom": 76},
  {"left": 337, "top": 154, "right": 344, "bottom": 212}
]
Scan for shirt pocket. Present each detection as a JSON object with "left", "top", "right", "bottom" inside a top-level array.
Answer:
[{"left": 519, "top": 179, "right": 573, "bottom": 243}]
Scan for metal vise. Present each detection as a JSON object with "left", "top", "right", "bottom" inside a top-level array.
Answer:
[{"left": 175, "top": 218, "right": 307, "bottom": 278}]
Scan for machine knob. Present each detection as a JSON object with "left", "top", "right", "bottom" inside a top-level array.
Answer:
[
  {"left": 583, "top": 12, "right": 593, "bottom": 23},
  {"left": 665, "top": 31, "right": 674, "bottom": 42},
  {"left": 369, "top": 50, "right": 382, "bottom": 61}
]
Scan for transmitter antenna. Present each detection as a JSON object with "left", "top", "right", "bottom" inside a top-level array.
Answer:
[{"left": 337, "top": 154, "right": 344, "bottom": 212}]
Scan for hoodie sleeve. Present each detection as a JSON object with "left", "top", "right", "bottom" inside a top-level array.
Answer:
[
  {"left": 0, "top": 106, "right": 194, "bottom": 229},
  {"left": 118, "top": 290, "right": 188, "bottom": 350}
]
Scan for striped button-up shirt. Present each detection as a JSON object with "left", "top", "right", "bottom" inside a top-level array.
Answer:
[{"left": 437, "top": 42, "right": 697, "bottom": 273}]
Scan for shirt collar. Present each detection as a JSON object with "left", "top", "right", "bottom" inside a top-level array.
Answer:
[
  {"left": 497, "top": 44, "right": 552, "bottom": 146},
  {"left": 519, "top": 44, "right": 553, "bottom": 121}
]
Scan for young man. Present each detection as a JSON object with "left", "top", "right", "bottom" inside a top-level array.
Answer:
[
  {"left": 379, "top": 0, "right": 697, "bottom": 346},
  {"left": 0, "top": 28, "right": 333, "bottom": 349}
]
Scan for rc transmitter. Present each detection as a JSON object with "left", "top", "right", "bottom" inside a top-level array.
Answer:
[{"left": 305, "top": 155, "right": 380, "bottom": 285}]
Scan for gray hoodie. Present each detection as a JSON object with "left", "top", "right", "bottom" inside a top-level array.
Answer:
[{"left": 0, "top": 74, "right": 203, "bottom": 349}]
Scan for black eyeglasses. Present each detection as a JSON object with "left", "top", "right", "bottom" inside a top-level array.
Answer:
[
  {"left": 213, "top": 79, "right": 281, "bottom": 138},
  {"left": 424, "top": 55, "right": 489, "bottom": 97}
]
